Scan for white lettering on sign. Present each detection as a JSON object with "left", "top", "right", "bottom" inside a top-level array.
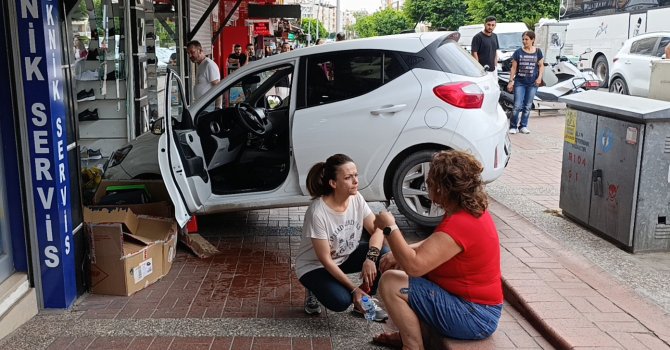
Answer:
[{"left": 21, "top": 0, "right": 70, "bottom": 272}]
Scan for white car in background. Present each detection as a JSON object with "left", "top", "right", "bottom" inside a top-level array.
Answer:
[
  {"left": 609, "top": 32, "right": 670, "bottom": 97},
  {"left": 116, "top": 32, "right": 512, "bottom": 227}
]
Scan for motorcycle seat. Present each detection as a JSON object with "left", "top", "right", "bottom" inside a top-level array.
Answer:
[{"left": 535, "top": 90, "right": 560, "bottom": 102}]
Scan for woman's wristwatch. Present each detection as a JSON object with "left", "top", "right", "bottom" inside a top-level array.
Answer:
[{"left": 383, "top": 225, "right": 399, "bottom": 236}]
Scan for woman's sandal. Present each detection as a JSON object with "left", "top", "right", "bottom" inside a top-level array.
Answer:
[{"left": 372, "top": 332, "right": 403, "bottom": 349}]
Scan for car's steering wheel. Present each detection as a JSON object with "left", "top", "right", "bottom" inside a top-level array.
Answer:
[{"left": 235, "top": 102, "right": 267, "bottom": 136}]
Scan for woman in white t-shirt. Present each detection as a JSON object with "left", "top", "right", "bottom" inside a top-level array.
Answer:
[{"left": 294, "top": 154, "right": 389, "bottom": 322}]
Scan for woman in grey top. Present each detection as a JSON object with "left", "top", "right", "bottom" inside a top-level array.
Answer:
[{"left": 294, "top": 154, "right": 389, "bottom": 321}]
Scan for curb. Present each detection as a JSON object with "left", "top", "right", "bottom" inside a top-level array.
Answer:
[{"left": 502, "top": 279, "right": 572, "bottom": 350}]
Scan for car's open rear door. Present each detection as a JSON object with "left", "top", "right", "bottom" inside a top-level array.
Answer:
[{"left": 158, "top": 70, "right": 213, "bottom": 227}]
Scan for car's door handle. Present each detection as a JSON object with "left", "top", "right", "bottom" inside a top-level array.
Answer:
[{"left": 370, "top": 104, "right": 407, "bottom": 115}]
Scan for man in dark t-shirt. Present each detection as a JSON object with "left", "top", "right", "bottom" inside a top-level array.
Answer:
[
  {"left": 471, "top": 16, "right": 499, "bottom": 72},
  {"left": 227, "top": 44, "right": 247, "bottom": 74}
]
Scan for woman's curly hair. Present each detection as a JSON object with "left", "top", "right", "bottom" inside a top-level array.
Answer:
[{"left": 426, "top": 150, "right": 488, "bottom": 217}]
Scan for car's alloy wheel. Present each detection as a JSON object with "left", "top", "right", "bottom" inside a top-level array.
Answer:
[
  {"left": 594, "top": 56, "right": 609, "bottom": 88},
  {"left": 392, "top": 150, "right": 444, "bottom": 227},
  {"left": 609, "top": 78, "right": 629, "bottom": 95}
]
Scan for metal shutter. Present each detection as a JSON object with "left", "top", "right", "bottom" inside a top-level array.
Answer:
[{"left": 189, "top": 0, "right": 213, "bottom": 54}]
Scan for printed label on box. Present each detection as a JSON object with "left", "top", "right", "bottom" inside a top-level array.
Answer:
[{"left": 133, "top": 258, "right": 153, "bottom": 283}]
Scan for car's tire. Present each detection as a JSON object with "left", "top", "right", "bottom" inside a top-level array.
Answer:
[
  {"left": 391, "top": 150, "right": 444, "bottom": 228},
  {"left": 609, "top": 77, "right": 629, "bottom": 95},
  {"left": 593, "top": 56, "right": 609, "bottom": 88}
]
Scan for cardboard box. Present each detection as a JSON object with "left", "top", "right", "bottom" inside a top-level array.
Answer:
[
  {"left": 91, "top": 180, "right": 174, "bottom": 218},
  {"left": 83, "top": 207, "right": 178, "bottom": 296}
]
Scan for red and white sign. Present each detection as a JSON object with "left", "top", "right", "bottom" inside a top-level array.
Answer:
[{"left": 254, "top": 22, "right": 271, "bottom": 36}]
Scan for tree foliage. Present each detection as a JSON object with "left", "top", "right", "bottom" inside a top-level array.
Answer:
[
  {"left": 403, "top": 0, "right": 470, "bottom": 30},
  {"left": 353, "top": 9, "right": 413, "bottom": 38},
  {"left": 298, "top": 18, "right": 328, "bottom": 44},
  {"left": 465, "top": 0, "right": 557, "bottom": 25}
]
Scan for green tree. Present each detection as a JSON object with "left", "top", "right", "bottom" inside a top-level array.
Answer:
[
  {"left": 353, "top": 9, "right": 413, "bottom": 38},
  {"left": 465, "top": 0, "right": 557, "bottom": 25},
  {"left": 298, "top": 18, "right": 328, "bottom": 44},
  {"left": 403, "top": 0, "right": 470, "bottom": 30}
]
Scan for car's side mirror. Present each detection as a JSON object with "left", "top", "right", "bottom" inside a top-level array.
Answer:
[
  {"left": 266, "top": 95, "right": 283, "bottom": 109},
  {"left": 151, "top": 118, "right": 165, "bottom": 135},
  {"left": 583, "top": 48, "right": 593, "bottom": 54}
]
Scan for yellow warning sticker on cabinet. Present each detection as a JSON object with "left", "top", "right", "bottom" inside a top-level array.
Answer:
[{"left": 564, "top": 109, "right": 577, "bottom": 144}]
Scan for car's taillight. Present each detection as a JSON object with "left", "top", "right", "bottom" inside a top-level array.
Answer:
[
  {"left": 584, "top": 80, "right": 601, "bottom": 89},
  {"left": 433, "top": 82, "right": 484, "bottom": 109}
]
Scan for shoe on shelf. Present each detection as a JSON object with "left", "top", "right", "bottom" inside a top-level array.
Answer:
[
  {"left": 78, "top": 109, "right": 99, "bottom": 122},
  {"left": 304, "top": 290, "right": 322, "bottom": 315},
  {"left": 81, "top": 148, "right": 102, "bottom": 160},
  {"left": 508, "top": 128, "right": 518, "bottom": 134},
  {"left": 352, "top": 298, "right": 388, "bottom": 322},
  {"left": 76, "top": 89, "right": 95, "bottom": 102},
  {"left": 104, "top": 71, "right": 119, "bottom": 80},
  {"left": 146, "top": 32, "right": 155, "bottom": 40},
  {"left": 77, "top": 70, "right": 99, "bottom": 81},
  {"left": 520, "top": 127, "right": 531, "bottom": 134}
]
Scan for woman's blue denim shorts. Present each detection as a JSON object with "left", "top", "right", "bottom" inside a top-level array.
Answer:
[{"left": 408, "top": 277, "right": 502, "bottom": 340}]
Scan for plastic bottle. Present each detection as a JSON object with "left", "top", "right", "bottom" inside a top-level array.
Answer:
[{"left": 361, "top": 296, "right": 376, "bottom": 322}]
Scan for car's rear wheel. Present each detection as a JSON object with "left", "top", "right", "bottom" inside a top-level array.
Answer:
[
  {"left": 609, "top": 77, "right": 629, "bottom": 95},
  {"left": 391, "top": 150, "right": 444, "bottom": 228},
  {"left": 593, "top": 56, "right": 609, "bottom": 88}
]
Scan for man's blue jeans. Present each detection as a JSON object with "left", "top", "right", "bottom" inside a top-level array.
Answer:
[{"left": 510, "top": 83, "right": 538, "bottom": 129}]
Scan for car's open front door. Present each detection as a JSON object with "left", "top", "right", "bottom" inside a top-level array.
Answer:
[{"left": 158, "top": 70, "right": 213, "bottom": 227}]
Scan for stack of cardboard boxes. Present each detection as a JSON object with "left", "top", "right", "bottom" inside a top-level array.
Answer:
[{"left": 84, "top": 180, "right": 179, "bottom": 296}]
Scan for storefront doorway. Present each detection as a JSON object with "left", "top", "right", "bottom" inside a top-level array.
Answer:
[
  {"left": 0, "top": 144, "right": 13, "bottom": 284},
  {"left": 0, "top": 7, "right": 14, "bottom": 284}
]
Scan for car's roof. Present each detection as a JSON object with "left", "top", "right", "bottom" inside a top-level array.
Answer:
[
  {"left": 190, "top": 31, "right": 454, "bottom": 111},
  {"left": 235, "top": 31, "right": 451, "bottom": 67},
  {"left": 626, "top": 31, "right": 670, "bottom": 41}
]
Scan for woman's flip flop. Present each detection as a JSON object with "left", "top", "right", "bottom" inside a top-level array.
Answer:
[{"left": 372, "top": 332, "right": 403, "bottom": 349}]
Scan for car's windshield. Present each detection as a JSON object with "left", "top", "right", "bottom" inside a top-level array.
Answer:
[
  {"left": 498, "top": 32, "right": 523, "bottom": 52},
  {"left": 434, "top": 40, "right": 486, "bottom": 77}
]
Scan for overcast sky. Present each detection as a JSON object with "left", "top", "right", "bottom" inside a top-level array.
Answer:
[{"left": 338, "top": 0, "right": 385, "bottom": 13}]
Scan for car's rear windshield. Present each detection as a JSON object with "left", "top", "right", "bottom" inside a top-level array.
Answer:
[{"left": 433, "top": 40, "right": 486, "bottom": 77}]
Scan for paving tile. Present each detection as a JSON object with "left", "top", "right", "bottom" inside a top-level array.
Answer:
[
  {"left": 231, "top": 336, "right": 253, "bottom": 350},
  {"left": 87, "top": 336, "right": 135, "bottom": 349},
  {"left": 46, "top": 337, "right": 75, "bottom": 350},
  {"left": 211, "top": 337, "right": 234, "bottom": 350},
  {"left": 147, "top": 337, "right": 174, "bottom": 350},
  {"left": 63, "top": 336, "right": 96, "bottom": 350},
  {"left": 127, "top": 337, "right": 155, "bottom": 350}
]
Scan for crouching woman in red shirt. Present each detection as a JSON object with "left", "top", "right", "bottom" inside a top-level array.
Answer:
[{"left": 373, "top": 150, "right": 502, "bottom": 349}]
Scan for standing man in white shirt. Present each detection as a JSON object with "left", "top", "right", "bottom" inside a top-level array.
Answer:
[{"left": 187, "top": 40, "right": 221, "bottom": 108}]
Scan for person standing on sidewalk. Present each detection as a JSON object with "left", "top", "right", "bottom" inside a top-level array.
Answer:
[
  {"left": 471, "top": 16, "right": 499, "bottom": 73},
  {"left": 187, "top": 40, "right": 221, "bottom": 108},
  {"left": 371, "top": 150, "right": 503, "bottom": 349},
  {"left": 507, "top": 31, "right": 544, "bottom": 134},
  {"left": 294, "top": 154, "right": 389, "bottom": 322}
]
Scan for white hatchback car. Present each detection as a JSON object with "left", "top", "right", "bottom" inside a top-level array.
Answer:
[
  {"left": 149, "top": 32, "right": 510, "bottom": 227},
  {"left": 609, "top": 32, "right": 670, "bottom": 97}
]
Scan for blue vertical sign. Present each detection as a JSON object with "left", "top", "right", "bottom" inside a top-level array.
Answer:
[{"left": 15, "top": 0, "right": 76, "bottom": 308}]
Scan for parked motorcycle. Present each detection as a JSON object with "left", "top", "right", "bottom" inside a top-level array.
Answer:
[{"left": 498, "top": 49, "right": 601, "bottom": 116}]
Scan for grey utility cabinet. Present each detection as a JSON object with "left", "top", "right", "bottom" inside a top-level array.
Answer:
[{"left": 559, "top": 91, "right": 670, "bottom": 253}]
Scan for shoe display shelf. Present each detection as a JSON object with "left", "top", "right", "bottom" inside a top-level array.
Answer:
[{"left": 74, "top": 55, "right": 129, "bottom": 157}]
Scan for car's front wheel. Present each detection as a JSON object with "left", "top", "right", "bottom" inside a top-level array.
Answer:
[
  {"left": 609, "top": 77, "right": 629, "bottom": 95},
  {"left": 391, "top": 150, "right": 444, "bottom": 228}
]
